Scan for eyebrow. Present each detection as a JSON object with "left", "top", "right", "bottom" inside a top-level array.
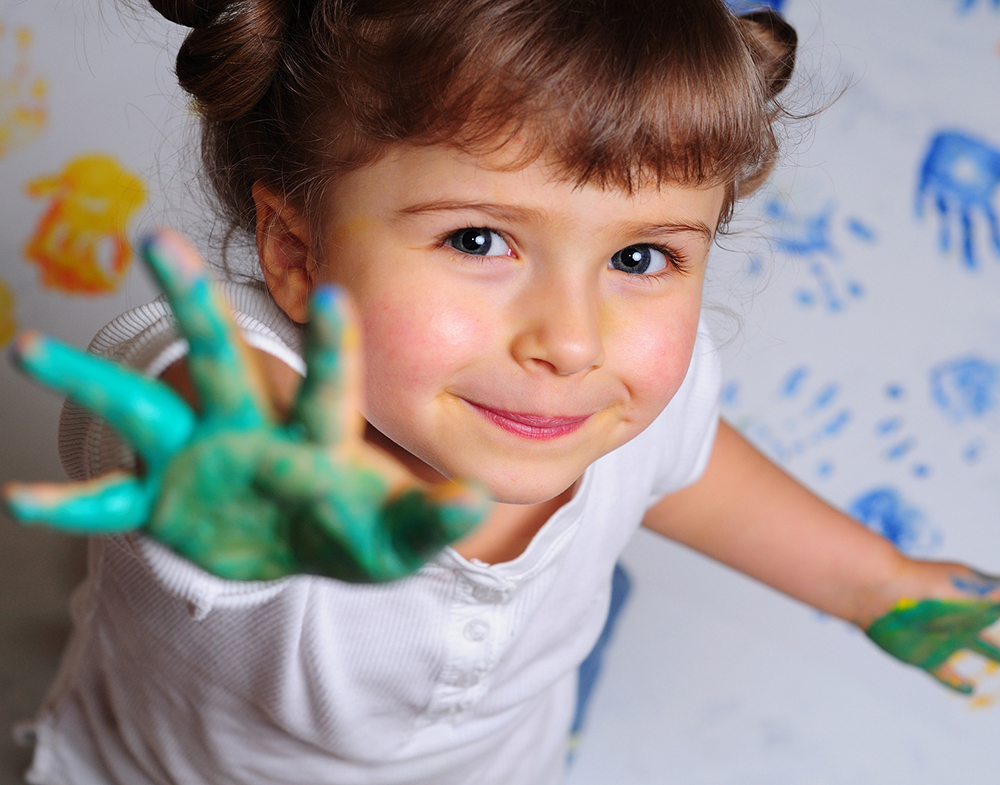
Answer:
[
  {"left": 397, "top": 200, "right": 543, "bottom": 224},
  {"left": 397, "top": 199, "right": 715, "bottom": 243},
  {"left": 623, "top": 220, "right": 715, "bottom": 243}
]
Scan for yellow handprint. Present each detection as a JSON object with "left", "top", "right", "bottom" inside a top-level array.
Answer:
[
  {"left": 0, "top": 277, "right": 16, "bottom": 346},
  {"left": 0, "top": 23, "right": 47, "bottom": 159},
  {"left": 24, "top": 155, "right": 146, "bottom": 294}
]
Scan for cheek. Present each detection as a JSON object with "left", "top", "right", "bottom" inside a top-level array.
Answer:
[
  {"left": 605, "top": 298, "right": 701, "bottom": 405},
  {"left": 358, "top": 290, "right": 492, "bottom": 403}
]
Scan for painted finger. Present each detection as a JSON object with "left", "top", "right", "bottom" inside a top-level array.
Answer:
[
  {"left": 140, "top": 230, "right": 265, "bottom": 427},
  {"left": 931, "top": 661, "right": 975, "bottom": 696},
  {"left": 293, "top": 285, "right": 365, "bottom": 445},
  {"left": 3, "top": 472, "right": 150, "bottom": 534},
  {"left": 382, "top": 480, "right": 491, "bottom": 569},
  {"left": 969, "top": 634, "right": 1000, "bottom": 663},
  {"left": 987, "top": 207, "right": 1000, "bottom": 256},
  {"left": 11, "top": 332, "right": 194, "bottom": 466}
]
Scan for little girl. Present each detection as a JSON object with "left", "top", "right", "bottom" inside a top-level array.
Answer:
[{"left": 7, "top": 1, "right": 1000, "bottom": 783}]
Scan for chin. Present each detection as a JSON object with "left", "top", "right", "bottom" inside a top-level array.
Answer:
[{"left": 472, "top": 468, "right": 581, "bottom": 506}]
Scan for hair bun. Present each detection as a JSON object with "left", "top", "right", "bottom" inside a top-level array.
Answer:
[
  {"left": 149, "top": 0, "right": 224, "bottom": 28},
  {"left": 739, "top": 9, "right": 797, "bottom": 99},
  {"left": 158, "top": 0, "right": 292, "bottom": 122}
]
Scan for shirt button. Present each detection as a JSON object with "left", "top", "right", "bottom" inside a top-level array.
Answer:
[
  {"left": 472, "top": 585, "right": 504, "bottom": 604},
  {"left": 464, "top": 619, "right": 490, "bottom": 642},
  {"left": 453, "top": 672, "right": 480, "bottom": 688}
]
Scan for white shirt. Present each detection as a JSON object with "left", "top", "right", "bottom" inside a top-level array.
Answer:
[{"left": 25, "top": 281, "right": 721, "bottom": 785}]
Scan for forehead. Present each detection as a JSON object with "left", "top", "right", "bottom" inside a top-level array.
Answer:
[{"left": 338, "top": 143, "right": 727, "bottom": 231}]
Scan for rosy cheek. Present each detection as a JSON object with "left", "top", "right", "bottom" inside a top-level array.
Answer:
[
  {"left": 359, "top": 292, "right": 491, "bottom": 399},
  {"left": 628, "top": 331, "right": 695, "bottom": 398},
  {"left": 605, "top": 303, "right": 700, "bottom": 405}
]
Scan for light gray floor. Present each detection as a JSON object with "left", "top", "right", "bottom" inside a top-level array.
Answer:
[{"left": 0, "top": 512, "right": 86, "bottom": 784}]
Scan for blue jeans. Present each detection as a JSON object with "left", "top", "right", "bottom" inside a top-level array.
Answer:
[{"left": 570, "top": 563, "right": 632, "bottom": 747}]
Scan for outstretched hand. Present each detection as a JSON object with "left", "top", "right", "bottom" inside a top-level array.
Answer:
[
  {"left": 3, "top": 230, "right": 490, "bottom": 582},
  {"left": 865, "top": 570, "right": 1000, "bottom": 695}
]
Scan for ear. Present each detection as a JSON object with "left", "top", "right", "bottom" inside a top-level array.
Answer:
[{"left": 253, "top": 182, "right": 315, "bottom": 324}]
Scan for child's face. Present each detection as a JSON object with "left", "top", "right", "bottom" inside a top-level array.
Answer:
[{"left": 314, "top": 144, "right": 724, "bottom": 505}]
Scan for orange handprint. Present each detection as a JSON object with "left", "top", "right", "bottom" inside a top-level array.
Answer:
[{"left": 24, "top": 155, "right": 146, "bottom": 294}]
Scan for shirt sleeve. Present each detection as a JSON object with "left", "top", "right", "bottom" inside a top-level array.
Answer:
[{"left": 646, "top": 318, "right": 723, "bottom": 504}]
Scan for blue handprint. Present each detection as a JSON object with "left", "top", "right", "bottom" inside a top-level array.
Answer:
[
  {"left": 930, "top": 356, "right": 1000, "bottom": 422},
  {"left": 848, "top": 487, "right": 940, "bottom": 556},
  {"left": 955, "top": 0, "right": 999, "bottom": 12},
  {"left": 871, "top": 383, "right": 934, "bottom": 479},
  {"left": 767, "top": 198, "right": 835, "bottom": 257},
  {"left": 764, "top": 196, "right": 868, "bottom": 313},
  {"left": 916, "top": 131, "right": 1000, "bottom": 269},
  {"left": 923, "top": 355, "right": 1000, "bottom": 467},
  {"left": 727, "top": 0, "right": 786, "bottom": 12},
  {"left": 722, "top": 365, "right": 852, "bottom": 478}
]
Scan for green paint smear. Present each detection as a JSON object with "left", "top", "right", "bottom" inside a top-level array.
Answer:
[{"left": 866, "top": 599, "right": 1000, "bottom": 694}]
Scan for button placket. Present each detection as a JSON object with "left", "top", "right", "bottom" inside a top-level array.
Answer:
[
  {"left": 463, "top": 619, "right": 490, "bottom": 642},
  {"left": 472, "top": 585, "right": 505, "bottom": 604},
  {"left": 425, "top": 575, "right": 512, "bottom": 720}
]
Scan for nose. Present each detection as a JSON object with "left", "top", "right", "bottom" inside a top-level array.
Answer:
[{"left": 509, "top": 272, "right": 605, "bottom": 376}]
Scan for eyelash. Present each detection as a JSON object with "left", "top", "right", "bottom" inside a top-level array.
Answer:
[
  {"left": 610, "top": 244, "right": 692, "bottom": 285},
  {"left": 647, "top": 244, "right": 691, "bottom": 276},
  {"left": 439, "top": 226, "right": 691, "bottom": 277}
]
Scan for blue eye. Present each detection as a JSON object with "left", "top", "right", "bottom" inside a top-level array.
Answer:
[
  {"left": 448, "top": 228, "right": 511, "bottom": 257},
  {"left": 610, "top": 245, "right": 669, "bottom": 275}
]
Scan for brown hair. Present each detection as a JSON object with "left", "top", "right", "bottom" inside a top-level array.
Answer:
[{"left": 150, "top": 0, "right": 796, "bottom": 245}]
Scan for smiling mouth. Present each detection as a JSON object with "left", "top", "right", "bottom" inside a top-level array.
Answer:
[{"left": 466, "top": 401, "right": 592, "bottom": 440}]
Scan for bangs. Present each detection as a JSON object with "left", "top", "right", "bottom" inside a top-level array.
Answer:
[
  {"left": 326, "top": 0, "right": 777, "bottom": 194},
  {"left": 187, "top": 0, "right": 793, "bottom": 240}
]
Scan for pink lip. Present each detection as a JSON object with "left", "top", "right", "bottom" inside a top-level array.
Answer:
[{"left": 467, "top": 402, "right": 591, "bottom": 440}]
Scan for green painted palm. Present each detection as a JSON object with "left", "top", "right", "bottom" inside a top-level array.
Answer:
[
  {"left": 866, "top": 599, "right": 1000, "bottom": 694},
  {"left": 3, "top": 230, "right": 489, "bottom": 582}
]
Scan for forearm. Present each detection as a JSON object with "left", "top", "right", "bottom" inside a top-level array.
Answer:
[{"left": 645, "top": 419, "right": 934, "bottom": 626}]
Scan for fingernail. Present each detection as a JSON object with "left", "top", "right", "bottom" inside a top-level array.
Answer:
[
  {"left": 312, "top": 284, "right": 344, "bottom": 308},
  {"left": 10, "top": 330, "right": 42, "bottom": 361},
  {"left": 1, "top": 482, "right": 41, "bottom": 522},
  {"left": 142, "top": 229, "right": 204, "bottom": 281}
]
